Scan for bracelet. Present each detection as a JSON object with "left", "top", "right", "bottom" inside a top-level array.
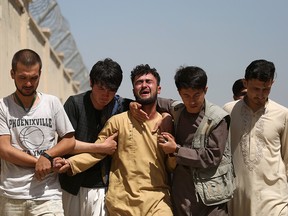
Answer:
[{"left": 40, "top": 152, "right": 54, "bottom": 166}]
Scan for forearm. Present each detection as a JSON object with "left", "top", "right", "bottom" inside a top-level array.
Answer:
[
  {"left": 69, "top": 152, "right": 106, "bottom": 175},
  {"left": 46, "top": 132, "right": 75, "bottom": 157},
  {"left": 1, "top": 148, "right": 37, "bottom": 167},
  {"left": 176, "top": 119, "right": 229, "bottom": 168},
  {"left": 70, "top": 140, "right": 96, "bottom": 154},
  {"left": 0, "top": 135, "right": 37, "bottom": 167}
]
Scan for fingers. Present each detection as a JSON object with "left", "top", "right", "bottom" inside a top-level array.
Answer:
[
  {"left": 157, "top": 134, "right": 167, "bottom": 144},
  {"left": 53, "top": 157, "right": 66, "bottom": 168},
  {"left": 58, "top": 163, "right": 71, "bottom": 173},
  {"left": 53, "top": 158, "right": 71, "bottom": 173},
  {"left": 35, "top": 156, "right": 53, "bottom": 181},
  {"left": 106, "top": 132, "right": 118, "bottom": 141},
  {"left": 130, "top": 102, "right": 149, "bottom": 121}
]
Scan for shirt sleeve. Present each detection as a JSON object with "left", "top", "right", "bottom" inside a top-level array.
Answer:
[
  {"left": 281, "top": 111, "right": 288, "bottom": 178},
  {"left": 176, "top": 117, "right": 229, "bottom": 169},
  {"left": 69, "top": 115, "right": 118, "bottom": 175}
]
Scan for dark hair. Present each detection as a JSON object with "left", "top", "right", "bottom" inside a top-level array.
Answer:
[
  {"left": 232, "top": 79, "right": 245, "bottom": 97},
  {"left": 130, "top": 64, "right": 160, "bottom": 85},
  {"left": 245, "top": 59, "right": 275, "bottom": 82},
  {"left": 174, "top": 66, "right": 207, "bottom": 90},
  {"left": 89, "top": 58, "right": 123, "bottom": 91},
  {"left": 12, "top": 49, "right": 42, "bottom": 72}
]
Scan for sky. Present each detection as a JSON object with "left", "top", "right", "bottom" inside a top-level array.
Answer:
[{"left": 57, "top": 1, "right": 288, "bottom": 107}]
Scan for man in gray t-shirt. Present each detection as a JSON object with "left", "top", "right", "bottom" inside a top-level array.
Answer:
[{"left": 0, "top": 49, "right": 75, "bottom": 216}]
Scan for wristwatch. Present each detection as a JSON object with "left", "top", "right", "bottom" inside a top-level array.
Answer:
[
  {"left": 174, "top": 145, "right": 180, "bottom": 155},
  {"left": 40, "top": 152, "right": 54, "bottom": 166},
  {"left": 169, "top": 145, "right": 181, "bottom": 157}
]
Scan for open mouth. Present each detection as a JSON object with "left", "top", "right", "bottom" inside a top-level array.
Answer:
[{"left": 140, "top": 89, "right": 150, "bottom": 96}]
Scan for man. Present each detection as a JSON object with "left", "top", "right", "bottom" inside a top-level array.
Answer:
[
  {"left": 0, "top": 49, "right": 75, "bottom": 215},
  {"left": 232, "top": 78, "right": 247, "bottom": 100},
  {"left": 223, "top": 59, "right": 288, "bottom": 216},
  {"left": 57, "top": 64, "right": 174, "bottom": 215},
  {"left": 59, "top": 58, "right": 133, "bottom": 216},
  {"left": 158, "top": 66, "right": 234, "bottom": 216}
]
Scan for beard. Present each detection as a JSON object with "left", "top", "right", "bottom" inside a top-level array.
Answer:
[
  {"left": 15, "top": 83, "right": 36, "bottom": 97},
  {"left": 134, "top": 93, "right": 158, "bottom": 105}
]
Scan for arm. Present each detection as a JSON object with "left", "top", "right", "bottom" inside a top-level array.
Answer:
[
  {"left": 35, "top": 132, "right": 75, "bottom": 180},
  {"left": 176, "top": 118, "right": 229, "bottom": 169},
  {"left": 71, "top": 139, "right": 117, "bottom": 155},
  {"left": 129, "top": 97, "right": 180, "bottom": 121},
  {"left": 56, "top": 117, "right": 119, "bottom": 175},
  {"left": 281, "top": 111, "right": 288, "bottom": 177},
  {"left": 63, "top": 95, "right": 121, "bottom": 155},
  {"left": 35, "top": 97, "right": 76, "bottom": 180},
  {"left": 0, "top": 134, "right": 37, "bottom": 167},
  {"left": 56, "top": 132, "right": 117, "bottom": 175}
]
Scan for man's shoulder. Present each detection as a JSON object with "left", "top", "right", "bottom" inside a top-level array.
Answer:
[
  {"left": 222, "top": 100, "right": 238, "bottom": 114},
  {"left": 110, "top": 111, "right": 129, "bottom": 119},
  {"left": 39, "top": 92, "right": 58, "bottom": 100},
  {"left": 67, "top": 91, "right": 88, "bottom": 102},
  {"left": 267, "top": 99, "right": 288, "bottom": 113}
]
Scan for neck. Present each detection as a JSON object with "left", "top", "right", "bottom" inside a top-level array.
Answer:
[
  {"left": 244, "top": 96, "right": 266, "bottom": 112},
  {"left": 90, "top": 92, "right": 105, "bottom": 110},
  {"left": 14, "top": 91, "right": 37, "bottom": 111},
  {"left": 141, "top": 103, "right": 158, "bottom": 120}
]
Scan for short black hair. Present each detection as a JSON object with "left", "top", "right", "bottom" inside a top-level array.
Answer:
[
  {"left": 12, "top": 49, "right": 42, "bottom": 72},
  {"left": 130, "top": 64, "right": 160, "bottom": 85},
  {"left": 89, "top": 58, "right": 123, "bottom": 91},
  {"left": 174, "top": 66, "right": 207, "bottom": 90},
  {"left": 232, "top": 79, "right": 245, "bottom": 97},
  {"left": 245, "top": 59, "right": 275, "bottom": 82}
]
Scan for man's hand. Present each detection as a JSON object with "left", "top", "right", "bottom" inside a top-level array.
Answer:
[
  {"left": 53, "top": 157, "right": 72, "bottom": 174},
  {"left": 35, "top": 155, "right": 52, "bottom": 181},
  {"left": 94, "top": 132, "right": 118, "bottom": 155},
  {"left": 158, "top": 132, "right": 177, "bottom": 154},
  {"left": 129, "top": 102, "right": 149, "bottom": 121}
]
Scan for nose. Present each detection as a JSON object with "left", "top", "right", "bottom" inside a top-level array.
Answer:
[
  {"left": 102, "top": 89, "right": 110, "bottom": 96},
  {"left": 25, "top": 81, "right": 32, "bottom": 87},
  {"left": 141, "top": 81, "right": 148, "bottom": 88},
  {"left": 257, "top": 90, "right": 265, "bottom": 99}
]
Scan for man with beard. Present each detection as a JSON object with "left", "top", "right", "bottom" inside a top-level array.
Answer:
[
  {"left": 56, "top": 64, "right": 174, "bottom": 216},
  {"left": 223, "top": 59, "right": 288, "bottom": 216},
  {"left": 0, "top": 49, "right": 75, "bottom": 215}
]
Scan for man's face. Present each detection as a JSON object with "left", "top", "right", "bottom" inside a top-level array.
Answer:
[
  {"left": 11, "top": 62, "right": 41, "bottom": 97},
  {"left": 179, "top": 87, "right": 207, "bottom": 114},
  {"left": 133, "top": 73, "right": 160, "bottom": 105},
  {"left": 91, "top": 83, "right": 116, "bottom": 110},
  {"left": 244, "top": 78, "right": 273, "bottom": 110}
]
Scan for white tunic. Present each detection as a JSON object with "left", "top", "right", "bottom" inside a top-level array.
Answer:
[{"left": 223, "top": 99, "right": 288, "bottom": 216}]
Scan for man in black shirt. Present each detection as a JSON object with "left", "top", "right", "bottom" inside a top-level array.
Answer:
[{"left": 59, "top": 58, "right": 131, "bottom": 216}]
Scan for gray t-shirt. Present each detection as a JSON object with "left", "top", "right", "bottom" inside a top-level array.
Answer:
[{"left": 0, "top": 92, "right": 74, "bottom": 200}]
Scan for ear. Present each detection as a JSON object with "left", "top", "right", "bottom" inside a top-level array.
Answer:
[
  {"left": 10, "top": 70, "right": 15, "bottom": 79},
  {"left": 243, "top": 80, "right": 248, "bottom": 88},
  {"left": 89, "top": 79, "right": 93, "bottom": 88},
  {"left": 204, "top": 86, "right": 208, "bottom": 94},
  {"left": 157, "top": 86, "right": 161, "bottom": 94}
]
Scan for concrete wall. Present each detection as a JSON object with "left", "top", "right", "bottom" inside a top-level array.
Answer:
[{"left": 0, "top": 0, "right": 79, "bottom": 103}]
